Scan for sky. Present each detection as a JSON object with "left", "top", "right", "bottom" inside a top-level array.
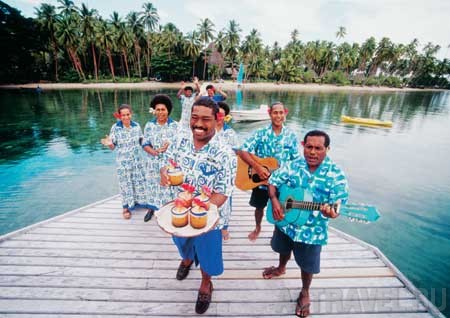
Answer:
[{"left": 6, "top": 0, "right": 450, "bottom": 59}]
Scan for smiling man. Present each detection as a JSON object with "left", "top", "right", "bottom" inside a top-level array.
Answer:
[
  {"left": 265, "top": 130, "right": 349, "bottom": 317},
  {"left": 160, "top": 97, "right": 236, "bottom": 314},
  {"left": 236, "top": 101, "right": 300, "bottom": 241}
]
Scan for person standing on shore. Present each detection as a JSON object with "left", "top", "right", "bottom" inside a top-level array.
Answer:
[
  {"left": 236, "top": 101, "right": 299, "bottom": 241},
  {"left": 177, "top": 77, "right": 200, "bottom": 131},
  {"left": 160, "top": 97, "right": 236, "bottom": 314},
  {"left": 142, "top": 94, "right": 179, "bottom": 222},
  {"left": 101, "top": 104, "right": 155, "bottom": 219},
  {"left": 264, "top": 130, "right": 349, "bottom": 317}
]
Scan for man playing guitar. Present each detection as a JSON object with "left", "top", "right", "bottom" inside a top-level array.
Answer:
[
  {"left": 236, "top": 101, "right": 299, "bottom": 241},
  {"left": 266, "top": 130, "right": 349, "bottom": 317}
]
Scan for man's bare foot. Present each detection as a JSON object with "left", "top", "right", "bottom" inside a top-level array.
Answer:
[
  {"left": 295, "top": 289, "right": 311, "bottom": 317},
  {"left": 248, "top": 226, "right": 261, "bottom": 241},
  {"left": 262, "top": 266, "right": 286, "bottom": 279}
]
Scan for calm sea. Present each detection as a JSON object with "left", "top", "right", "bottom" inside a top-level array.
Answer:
[{"left": 0, "top": 88, "right": 449, "bottom": 316}]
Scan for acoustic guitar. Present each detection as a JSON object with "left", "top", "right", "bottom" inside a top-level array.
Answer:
[
  {"left": 235, "top": 154, "right": 278, "bottom": 191},
  {"left": 267, "top": 184, "right": 380, "bottom": 226}
]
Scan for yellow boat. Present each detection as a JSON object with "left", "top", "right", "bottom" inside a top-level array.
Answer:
[{"left": 341, "top": 115, "right": 393, "bottom": 127}]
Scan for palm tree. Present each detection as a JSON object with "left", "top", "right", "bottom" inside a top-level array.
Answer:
[
  {"left": 97, "top": 19, "right": 116, "bottom": 81},
  {"left": 35, "top": 3, "right": 60, "bottom": 81},
  {"left": 79, "top": 3, "right": 99, "bottom": 80},
  {"left": 336, "top": 26, "right": 346, "bottom": 41},
  {"left": 57, "top": 0, "right": 77, "bottom": 18},
  {"left": 184, "top": 31, "right": 201, "bottom": 77},
  {"left": 358, "top": 37, "right": 376, "bottom": 74},
  {"left": 225, "top": 20, "right": 242, "bottom": 74},
  {"left": 197, "top": 18, "right": 215, "bottom": 79},
  {"left": 290, "top": 29, "right": 300, "bottom": 44},
  {"left": 127, "top": 11, "right": 145, "bottom": 78},
  {"left": 139, "top": 3, "right": 159, "bottom": 78},
  {"left": 56, "top": 14, "right": 85, "bottom": 80},
  {"left": 161, "top": 23, "right": 180, "bottom": 60},
  {"left": 116, "top": 22, "right": 133, "bottom": 79}
]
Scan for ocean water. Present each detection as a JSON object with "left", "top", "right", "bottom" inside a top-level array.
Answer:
[{"left": 0, "top": 88, "right": 449, "bottom": 316}]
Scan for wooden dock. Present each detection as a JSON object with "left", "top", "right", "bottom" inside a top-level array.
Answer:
[{"left": 0, "top": 190, "right": 444, "bottom": 317}]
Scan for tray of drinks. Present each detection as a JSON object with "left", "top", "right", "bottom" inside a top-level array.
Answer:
[{"left": 155, "top": 202, "right": 219, "bottom": 238}]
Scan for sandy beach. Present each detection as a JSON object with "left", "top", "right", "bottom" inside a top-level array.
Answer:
[{"left": 0, "top": 81, "right": 443, "bottom": 93}]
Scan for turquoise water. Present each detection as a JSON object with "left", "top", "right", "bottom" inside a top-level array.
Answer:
[{"left": 0, "top": 88, "right": 449, "bottom": 316}]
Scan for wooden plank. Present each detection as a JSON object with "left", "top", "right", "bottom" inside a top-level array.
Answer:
[
  {"left": 0, "top": 313, "right": 435, "bottom": 318},
  {"left": 0, "top": 255, "right": 385, "bottom": 269},
  {"left": 0, "top": 299, "right": 427, "bottom": 316},
  {"left": 0, "top": 276, "right": 405, "bottom": 289},
  {"left": 0, "top": 265, "right": 393, "bottom": 279},
  {"left": 0, "top": 286, "right": 415, "bottom": 302}
]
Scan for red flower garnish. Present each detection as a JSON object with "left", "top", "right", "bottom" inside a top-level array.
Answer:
[
  {"left": 216, "top": 112, "right": 225, "bottom": 121},
  {"left": 168, "top": 159, "right": 178, "bottom": 168},
  {"left": 192, "top": 198, "right": 208, "bottom": 209},
  {"left": 113, "top": 112, "right": 121, "bottom": 119},
  {"left": 181, "top": 183, "right": 195, "bottom": 193},
  {"left": 201, "top": 185, "right": 212, "bottom": 197},
  {"left": 174, "top": 198, "right": 186, "bottom": 208}
]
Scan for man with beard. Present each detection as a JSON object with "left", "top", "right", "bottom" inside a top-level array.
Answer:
[{"left": 160, "top": 97, "right": 236, "bottom": 314}]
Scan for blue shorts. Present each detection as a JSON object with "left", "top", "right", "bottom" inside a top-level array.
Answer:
[
  {"left": 249, "top": 186, "right": 269, "bottom": 209},
  {"left": 172, "top": 229, "right": 223, "bottom": 276},
  {"left": 271, "top": 226, "right": 322, "bottom": 274}
]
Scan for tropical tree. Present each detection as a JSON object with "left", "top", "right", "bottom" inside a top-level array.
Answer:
[
  {"left": 96, "top": 19, "right": 116, "bottom": 80},
  {"left": 197, "top": 18, "right": 215, "bottom": 79},
  {"left": 79, "top": 3, "right": 99, "bottom": 80},
  {"left": 336, "top": 26, "right": 347, "bottom": 41},
  {"left": 127, "top": 11, "right": 145, "bottom": 78},
  {"left": 225, "top": 20, "right": 242, "bottom": 75},
  {"left": 56, "top": 14, "right": 85, "bottom": 80},
  {"left": 35, "top": 3, "right": 60, "bottom": 81},
  {"left": 139, "top": 2, "right": 159, "bottom": 78},
  {"left": 184, "top": 31, "right": 201, "bottom": 77}
]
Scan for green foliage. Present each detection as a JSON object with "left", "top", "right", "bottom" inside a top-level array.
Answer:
[
  {"left": 322, "top": 71, "right": 350, "bottom": 86},
  {"left": 2, "top": 1, "right": 450, "bottom": 88},
  {"left": 151, "top": 53, "right": 191, "bottom": 82},
  {"left": 0, "top": 1, "right": 43, "bottom": 83}
]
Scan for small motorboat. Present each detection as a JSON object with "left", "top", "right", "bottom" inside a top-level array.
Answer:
[
  {"left": 230, "top": 104, "right": 271, "bottom": 122},
  {"left": 341, "top": 115, "right": 393, "bottom": 127}
]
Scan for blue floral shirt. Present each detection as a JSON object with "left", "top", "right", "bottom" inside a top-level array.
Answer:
[
  {"left": 239, "top": 124, "right": 300, "bottom": 164},
  {"left": 269, "top": 156, "right": 349, "bottom": 245},
  {"left": 166, "top": 134, "right": 237, "bottom": 229}
]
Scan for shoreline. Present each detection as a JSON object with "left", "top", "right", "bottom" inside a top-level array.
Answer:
[{"left": 0, "top": 81, "right": 446, "bottom": 93}]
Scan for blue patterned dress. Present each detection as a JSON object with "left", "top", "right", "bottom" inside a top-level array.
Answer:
[
  {"left": 269, "top": 156, "right": 349, "bottom": 245},
  {"left": 109, "top": 121, "right": 152, "bottom": 211},
  {"left": 178, "top": 94, "right": 197, "bottom": 131},
  {"left": 142, "top": 118, "right": 179, "bottom": 209}
]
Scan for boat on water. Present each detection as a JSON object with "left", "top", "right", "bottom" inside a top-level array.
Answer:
[
  {"left": 341, "top": 115, "right": 393, "bottom": 127},
  {"left": 230, "top": 104, "right": 271, "bottom": 122}
]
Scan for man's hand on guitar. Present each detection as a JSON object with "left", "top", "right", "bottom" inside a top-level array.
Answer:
[
  {"left": 270, "top": 197, "right": 284, "bottom": 221},
  {"left": 320, "top": 201, "right": 340, "bottom": 219},
  {"left": 254, "top": 164, "right": 271, "bottom": 181}
]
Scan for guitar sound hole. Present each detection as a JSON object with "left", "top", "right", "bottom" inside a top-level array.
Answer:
[
  {"left": 286, "top": 199, "right": 293, "bottom": 210},
  {"left": 252, "top": 174, "right": 262, "bottom": 182}
]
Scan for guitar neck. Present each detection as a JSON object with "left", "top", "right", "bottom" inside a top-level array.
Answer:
[{"left": 289, "top": 201, "right": 338, "bottom": 211}]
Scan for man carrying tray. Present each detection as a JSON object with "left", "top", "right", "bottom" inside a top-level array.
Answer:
[{"left": 160, "top": 97, "right": 236, "bottom": 314}]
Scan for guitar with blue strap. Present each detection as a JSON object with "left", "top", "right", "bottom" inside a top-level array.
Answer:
[{"left": 267, "top": 184, "right": 380, "bottom": 226}]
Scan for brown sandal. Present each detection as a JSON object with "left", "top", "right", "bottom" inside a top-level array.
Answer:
[{"left": 295, "top": 291, "right": 311, "bottom": 317}]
